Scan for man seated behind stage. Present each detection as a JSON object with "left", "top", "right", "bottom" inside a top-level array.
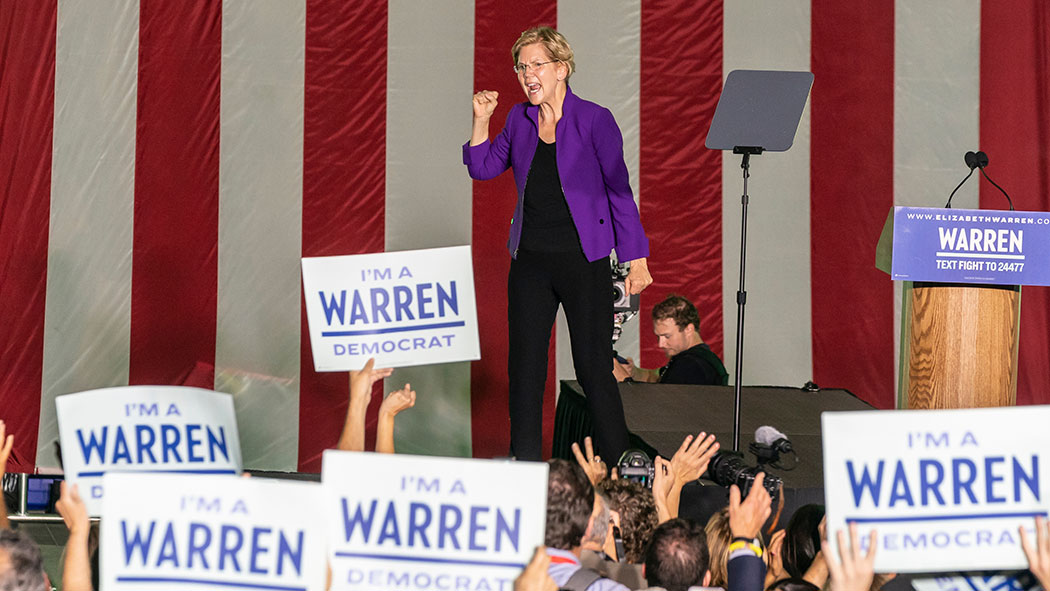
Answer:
[{"left": 613, "top": 295, "right": 728, "bottom": 386}]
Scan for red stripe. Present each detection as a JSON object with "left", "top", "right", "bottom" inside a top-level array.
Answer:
[
  {"left": 129, "top": 0, "right": 221, "bottom": 389},
  {"left": 298, "top": 0, "right": 388, "bottom": 470},
  {"left": 810, "top": 1, "right": 895, "bottom": 408},
  {"left": 470, "top": 3, "right": 557, "bottom": 459},
  {"left": 980, "top": 0, "right": 1050, "bottom": 406},
  {"left": 639, "top": 0, "right": 724, "bottom": 368},
  {"left": 0, "top": 2, "right": 56, "bottom": 472}
]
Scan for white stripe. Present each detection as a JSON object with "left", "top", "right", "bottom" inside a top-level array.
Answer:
[
  {"left": 383, "top": 0, "right": 475, "bottom": 456},
  {"left": 722, "top": 0, "right": 812, "bottom": 386},
  {"left": 557, "top": 0, "right": 643, "bottom": 383},
  {"left": 38, "top": 0, "right": 139, "bottom": 467},
  {"left": 215, "top": 0, "right": 305, "bottom": 470},
  {"left": 893, "top": 0, "right": 981, "bottom": 402}
]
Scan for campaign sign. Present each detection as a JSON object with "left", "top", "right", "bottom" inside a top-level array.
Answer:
[
  {"left": 912, "top": 571, "right": 1038, "bottom": 591},
  {"left": 57, "top": 386, "right": 243, "bottom": 515},
  {"left": 101, "top": 472, "right": 326, "bottom": 591},
  {"left": 302, "top": 245, "right": 481, "bottom": 371},
  {"left": 823, "top": 406, "right": 1050, "bottom": 572},
  {"left": 891, "top": 206, "right": 1050, "bottom": 285},
  {"left": 322, "top": 451, "right": 549, "bottom": 591}
]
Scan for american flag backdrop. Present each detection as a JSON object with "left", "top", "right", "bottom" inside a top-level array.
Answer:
[{"left": 2, "top": 0, "right": 1049, "bottom": 474}]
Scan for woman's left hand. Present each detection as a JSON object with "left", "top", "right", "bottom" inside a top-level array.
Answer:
[{"left": 624, "top": 257, "right": 652, "bottom": 295}]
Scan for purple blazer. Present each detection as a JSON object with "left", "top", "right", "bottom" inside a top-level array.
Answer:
[{"left": 462, "top": 86, "right": 649, "bottom": 263}]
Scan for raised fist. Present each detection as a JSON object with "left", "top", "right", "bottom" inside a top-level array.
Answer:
[{"left": 473, "top": 90, "right": 499, "bottom": 119}]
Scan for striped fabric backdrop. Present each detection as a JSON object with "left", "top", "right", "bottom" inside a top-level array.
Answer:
[{"left": 2, "top": 0, "right": 1048, "bottom": 473}]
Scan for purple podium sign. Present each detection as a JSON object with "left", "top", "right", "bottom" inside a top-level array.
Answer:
[{"left": 883, "top": 206, "right": 1050, "bottom": 286}]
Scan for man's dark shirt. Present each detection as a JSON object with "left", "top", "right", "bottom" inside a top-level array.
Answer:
[{"left": 658, "top": 343, "right": 728, "bottom": 385}]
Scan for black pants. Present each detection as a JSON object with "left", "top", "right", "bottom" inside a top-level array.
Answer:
[{"left": 507, "top": 249, "right": 630, "bottom": 462}]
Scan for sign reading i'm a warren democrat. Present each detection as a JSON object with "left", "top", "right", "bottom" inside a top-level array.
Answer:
[
  {"left": 822, "top": 406, "right": 1050, "bottom": 573},
  {"left": 57, "top": 386, "right": 243, "bottom": 515},
  {"left": 101, "top": 472, "right": 327, "bottom": 591},
  {"left": 302, "top": 245, "right": 480, "bottom": 371},
  {"left": 322, "top": 451, "right": 548, "bottom": 591},
  {"left": 890, "top": 206, "right": 1050, "bottom": 285}
]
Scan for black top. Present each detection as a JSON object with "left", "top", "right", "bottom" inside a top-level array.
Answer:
[
  {"left": 659, "top": 343, "right": 729, "bottom": 386},
  {"left": 519, "top": 140, "right": 582, "bottom": 253}
]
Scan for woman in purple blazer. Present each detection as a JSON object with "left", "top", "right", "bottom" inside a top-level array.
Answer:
[{"left": 463, "top": 26, "right": 652, "bottom": 463}]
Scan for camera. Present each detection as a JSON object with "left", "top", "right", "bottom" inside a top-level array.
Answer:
[
  {"left": 617, "top": 449, "right": 655, "bottom": 489},
  {"left": 611, "top": 261, "right": 640, "bottom": 313},
  {"left": 707, "top": 451, "right": 782, "bottom": 499}
]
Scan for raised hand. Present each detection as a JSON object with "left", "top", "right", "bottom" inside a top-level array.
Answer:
[
  {"left": 571, "top": 436, "right": 607, "bottom": 486},
  {"left": 473, "top": 90, "right": 499, "bottom": 120},
  {"left": 1021, "top": 516, "right": 1050, "bottom": 590},
  {"left": 669, "top": 431, "right": 719, "bottom": 486},
  {"left": 379, "top": 384, "right": 417, "bottom": 419},
  {"left": 652, "top": 455, "right": 677, "bottom": 522},
  {"left": 823, "top": 524, "right": 877, "bottom": 591}
]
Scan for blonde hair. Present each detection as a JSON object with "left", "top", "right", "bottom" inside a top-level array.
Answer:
[
  {"left": 705, "top": 508, "right": 732, "bottom": 588},
  {"left": 511, "top": 26, "right": 575, "bottom": 78}
]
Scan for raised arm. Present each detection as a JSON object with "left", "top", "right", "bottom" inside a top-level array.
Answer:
[
  {"left": 375, "top": 384, "right": 416, "bottom": 454},
  {"left": 0, "top": 420, "right": 13, "bottom": 530},
  {"left": 336, "top": 359, "right": 393, "bottom": 452},
  {"left": 1021, "top": 516, "right": 1050, "bottom": 591},
  {"left": 727, "top": 473, "right": 772, "bottom": 591},
  {"left": 822, "top": 524, "right": 877, "bottom": 591},
  {"left": 56, "top": 482, "right": 93, "bottom": 591},
  {"left": 667, "top": 432, "right": 719, "bottom": 516}
]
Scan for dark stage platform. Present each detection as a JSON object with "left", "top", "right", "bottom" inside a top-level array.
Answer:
[{"left": 554, "top": 381, "right": 875, "bottom": 491}]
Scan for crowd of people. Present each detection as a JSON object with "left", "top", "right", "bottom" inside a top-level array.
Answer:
[{"left": 5, "top": 396, "right": 1050, "bottom": 591}]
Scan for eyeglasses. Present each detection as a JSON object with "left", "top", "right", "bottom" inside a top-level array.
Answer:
[{"left": 514, "top": 60, "right": 558, "bottom": 75}]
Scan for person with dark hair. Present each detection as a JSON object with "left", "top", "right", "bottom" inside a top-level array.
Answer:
[
  {"left": 544, "top": 459, "right": 629, "bottom": 591},
  {"left": 0, "top": 529, "right": 48, "bottom": 591},
  {"left": 642, "top": 518, "right": 711, "bottom": 591},
  {"left": 465, "top": 25, "right": 652, "bottom": 464},
  {"left": 613, "top": 295, "right": 727, "bottom": 386},
  {"left": 781, "top": 505, "right": 827, "bottom": 588},
  {"left": 767, "top": 578, "right": 820, "bottom": 591}
]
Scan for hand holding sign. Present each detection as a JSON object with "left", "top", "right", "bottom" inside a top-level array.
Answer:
[
  {"left": 56, "top": 482, "right": 93, "bottom": 591},
  {"left": 1020, "top": 516, "right": 1050, "bottom": 590},
  {"left": 823, "top": 524, "right": 877, "bottom": 591},
  {"left": 339, "top": 358, "right": 393, "bottom": 452}
]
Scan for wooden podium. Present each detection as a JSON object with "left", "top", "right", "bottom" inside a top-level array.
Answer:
[{"left": 877, "top": 207, "right": 1024, "bottom": 409}]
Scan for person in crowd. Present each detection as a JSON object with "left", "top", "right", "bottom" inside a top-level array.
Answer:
[
  {"left": 780, "top": 505, "right": 827, "bottom": 588},
  {"left": 766, "top": 578, "right": 819, "bottom": 591},
  {"left": 641, "top": 473, "right": 772, "bottom": 591},
  {"left": 613, "top": 295, "right": 727, "bottom": 386},
  {"left": 0, "top": 421, "right": 13, "bottom": 531},
  {"left": 465, "top": 25, "right": 652, "bottom": 463},
  {"left": 335, "top": 358, "right": 416, "bottom": 454},
  {"left": 600, "top": 479, "right": 659, "bottom": 565},
  {"left": 0, "top": 529, "right": 48, "bottom": 591},
  {"left": 545, "top": 459, "right": 629, "bottom": 591},
  {"left": 516, "top": 546, "right": 559, "bottom": 591},
  {"left": 639, "top": 518, "right": 710, "bottom": 591}
]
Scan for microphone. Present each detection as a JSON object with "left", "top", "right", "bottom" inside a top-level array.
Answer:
[
  {"left": 754, "top": 425, "right": 793, "bottom": 455},
  {"left": 945, "top": 151, "right": 978, "bottom": 208},
  {"left": 973, "top": 151, "right": 1015, "bottom": 211}
]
